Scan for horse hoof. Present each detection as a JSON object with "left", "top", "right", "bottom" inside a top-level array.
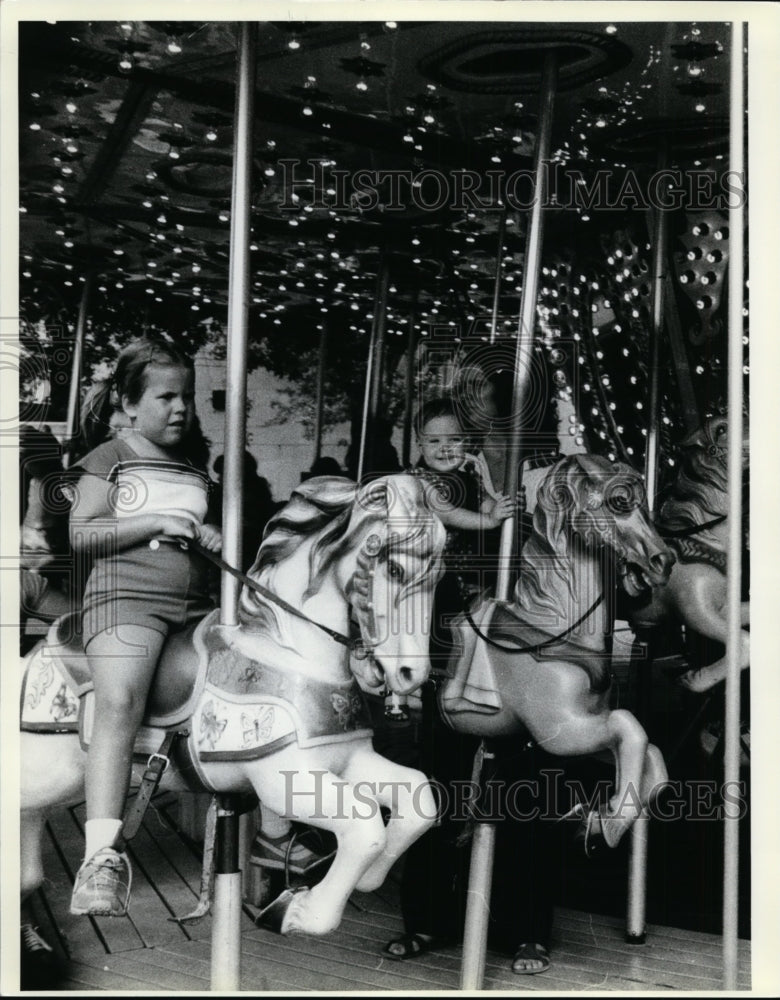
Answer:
[
  {"left": 581, "top": 810, "right": 624, "bottom": 857},
  {"left": 254, "top": 887, "right": 308, "bottom": 934}
]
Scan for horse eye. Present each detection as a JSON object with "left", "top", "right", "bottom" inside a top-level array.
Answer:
[
  {"left": 606, "top": 484, "right": 641, "bottom": 515},
  {"left": 386, "top": 560, "right": 405, "bottom": 582}
]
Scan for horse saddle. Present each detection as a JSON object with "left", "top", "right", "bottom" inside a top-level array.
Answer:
[
  {"left": 21, "top": 608, "right": 374, "bottom": 767},
  {"left": 440, "top": 599, "right": 611, "bottom": 718},
  {"left": 20, "top": 608, "right": 218, "bottom": 752}
]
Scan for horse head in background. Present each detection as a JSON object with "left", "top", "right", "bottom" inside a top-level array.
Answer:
[
  {"left": 439, "top": 453, "right": 676, "bottom": 854},
  {"left": 20, "top": 473, "right": 446, "bottom": 937},
  {"left": 627, "top": 415, "right": 749, "bottom": 693}
]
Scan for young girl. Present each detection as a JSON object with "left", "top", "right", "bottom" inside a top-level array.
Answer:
[{"left": 68, "top": 337, "right": 222, "bottom": 917}]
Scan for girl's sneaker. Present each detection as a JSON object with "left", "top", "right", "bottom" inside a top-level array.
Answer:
[{"left": 70, "top": 847, "right": 132, "bottom": 917}]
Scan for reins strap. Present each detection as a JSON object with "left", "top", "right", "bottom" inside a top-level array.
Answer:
[
  {"left": 464, "top": 592, "right": 605, "bottom": 655},
  {"left": 119, "top": 728, "right": 179, "bottom": 847},
  {"left": 661, "top": 513, "right": 727, "bottom": 539},
  {"left": 188, "top": 540, "right": 354, "bottom": 649}
]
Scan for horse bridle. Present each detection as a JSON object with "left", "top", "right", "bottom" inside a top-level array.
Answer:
[
  {"left": 661, "top": 514, "right": 726, "bottom": 539},
  {"left": 187, "top": 539, "right": 367, "bottom": 653},
  {"left": 463, "top": 592, "right": 605, "bottom": 655}
]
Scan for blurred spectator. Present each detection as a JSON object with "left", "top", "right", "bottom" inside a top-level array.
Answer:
[
  {"left": 210, "top": 451, "right": 280, "bottom": 570},
  {"left": 301, "top": 455, "right": 346, "bottom": 481},
  {"left": 20, "top": 424, "right": 72, "bottom": 649}
]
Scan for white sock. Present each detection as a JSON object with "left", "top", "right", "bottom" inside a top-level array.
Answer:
[{"left": 84, "top": 818, "right": 123, "bottom": 860}]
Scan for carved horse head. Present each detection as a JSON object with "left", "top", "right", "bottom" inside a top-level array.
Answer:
[
  {"left": 526, "top": 454, "right": 675, "bottom": 605},
  {"left": 658, "top": 415, "right": 748, "bottom": 562},
  {"left": 240, "top": 474, "right": 446, "bottom": 697}
]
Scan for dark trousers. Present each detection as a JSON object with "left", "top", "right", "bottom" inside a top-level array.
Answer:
[{"left": 373, "top": 681, "right": 557, "bottom": 952}]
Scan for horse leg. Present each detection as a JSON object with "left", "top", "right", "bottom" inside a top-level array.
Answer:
[
  {"left": 246, "top": 757, "right": 388, "bottom": 936},
  {"left": 21, "top": 733, "right": 85, "bottom": 896},
  {"left": 588, "top": 709, "right": 661, "bottom": 847},
  {"left": 21, "top": 810, "right": 47, "bottom": 903},
  {"left": 672, "top": 576, "right": 750, "bottom": 693},
  {"left": 524, "top": 673, "right": 660, "bottom": 850},
  {"left": 341, "top": 747, "right": 436, "bottom": 893}
]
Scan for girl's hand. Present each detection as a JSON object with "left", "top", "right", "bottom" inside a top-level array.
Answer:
[
  {"left": 196, "top": 523, "right": 223, "bottom": 553},
  {"left": 156, "top": 514, "right": 197, "bottom": 541}
]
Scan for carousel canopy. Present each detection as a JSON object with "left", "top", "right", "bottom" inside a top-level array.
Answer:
[{"left": 16, "top": 17, "right": 743, "bottom": 468}]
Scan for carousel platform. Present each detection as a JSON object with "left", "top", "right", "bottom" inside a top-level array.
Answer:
[{"left": 23, "top": 789, "right": 751, "bottom": 993}]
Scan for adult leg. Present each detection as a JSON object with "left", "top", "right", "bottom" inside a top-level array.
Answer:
[
  {"left": 396, "top": 682, "right": 479, "bottom": 944},
  {"left": 487, "top": 742, "right": 556, "bottom": 973}
]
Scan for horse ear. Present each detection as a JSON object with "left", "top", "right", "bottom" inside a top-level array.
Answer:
[{"left": 356, "top": 477, "right": 389, "bottom": 514}]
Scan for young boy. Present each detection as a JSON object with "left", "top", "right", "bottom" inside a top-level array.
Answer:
[
  {"left": 409, "top": 397, "right": 515, "bottom": 643},
  {"left": 412, "top": 397, "right": 514, "bottom": 537}
]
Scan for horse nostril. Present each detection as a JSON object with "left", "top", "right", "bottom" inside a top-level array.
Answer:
[
  {"left": 651, "top": 551, "right": 674, "bottom": 576},
  {"left": 399, "top": 666, "right": 414, "bottom": 685}
]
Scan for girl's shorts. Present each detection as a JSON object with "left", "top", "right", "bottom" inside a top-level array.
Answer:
[{"left": 81, "top": 542, "right": 214, "bottom": 648}]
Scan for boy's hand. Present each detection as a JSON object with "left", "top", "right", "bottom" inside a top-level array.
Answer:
[
  {"left": 196, "top": 523, "right": 223, "bottom": 553},
  {"left": 481, "top": 493, "right": 517, "bottom": 526}
]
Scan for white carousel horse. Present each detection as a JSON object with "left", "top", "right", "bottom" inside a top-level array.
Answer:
[
  {"left": 438, "top": 453, "right": 676, "bottom": 852},
  {"left": 627, "top": 415, "right": 749, "bottom": 693},
  {"left": 20, "top": 474, "right": 446, "bottom": 937}
]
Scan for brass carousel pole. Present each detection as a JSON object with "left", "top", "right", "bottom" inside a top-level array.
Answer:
[
  {"left": 460, "top": 51, "right": 558, "bottom": 992},
  {"left": 357, "top": 252, "right": 389, "bottom": 480},
  {"left": 211, "top": 21, "right": 257, "bottom": 993},
  {"left": 401, "top": 286, "right": 419, "bottom": 468},
  {"left": 61, "top": 271, "right": 94, "bottom": 469},
  {"left": 643, "top": 138, "right": 669, "bottom": 516},
  {"left": 625, "top": 137, "right": 671, "bottom": 946},
  {"left": 488, "top": 206, "right": 507, "bottom": 346},
  {"left": 722, "top": 20, "right": 745, "bottom": 990},
  {"left": 312, "top": 320, "right": 328, "bottom": 466}
]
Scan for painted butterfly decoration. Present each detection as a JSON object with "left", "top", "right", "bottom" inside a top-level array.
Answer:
[
  {"left": 242, "top": 707, "right": 275, "bottom": 747},
  {"left": 52, "top": 683, "right": 77, "bottom": 722},
  {"left": 198, "top": 700, "right": 228, "bottom": 750}
]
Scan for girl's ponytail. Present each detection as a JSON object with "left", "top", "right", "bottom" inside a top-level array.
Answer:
[{"left": 76, "top": 378, "right": 118, "bottom": 457}]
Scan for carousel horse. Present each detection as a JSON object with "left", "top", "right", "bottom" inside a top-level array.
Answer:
[
  {"left": 626, "top": 415, "right": 749, "bottom": 694},
  {"left": 438, "top": 453, "right": 675, "bottom": 852},
  {"left": 19, "top": 474, "right": 446, "bottom": 937}
]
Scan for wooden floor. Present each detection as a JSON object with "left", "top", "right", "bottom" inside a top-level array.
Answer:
[{"left": 21, "top": 790, "right": 752, "bottom": 993}]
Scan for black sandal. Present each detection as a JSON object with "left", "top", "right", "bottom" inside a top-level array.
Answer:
[
  {"left": 512, "top": 942, "right": 550, "bottom": 975},
  {"left": 382, "top": 932, "right": 438, "bottom": 961}
]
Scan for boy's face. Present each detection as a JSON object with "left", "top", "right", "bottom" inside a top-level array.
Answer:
[{"left": 418, "top": 415, "right": 466, "bottom": 473}]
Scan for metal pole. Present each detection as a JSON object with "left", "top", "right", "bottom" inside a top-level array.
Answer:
[
  {"left": 644, "top": 140, "right": 669, "bottom": 514},
  {"left": 496, "top": 53, "right": 557, "bottom": 600},
  {"left": 212, "top": 22, "right": 257, "bottom": 994},
  {"left": 460, "top": 53, "right": 557, "bottom": 993},
  {"left": 488, "top": 207, "right": 507, "bottom": 345},
  {"left": 357, "top": 253, "right": 389, "bottom": 480},
  {"left": 626, "top": 145, "right": 671, "bottom": 944},
  {"left": 61, "top": 272, "right": 93, "bottom": 468},
  {"left": 312, "top": 321, "right": 328, "bottom": 466},
  {"left": 219, "top": 22, "right": 256, "bottom": 625},
  {"left": 722, "top": 20, "right": 745, "bottom": 990},
  {"left": 211, "top": 798, "right": 243, "bottom": 991},
  {"left": 401, "top": 287, "right": 419, "bottom": 468}
]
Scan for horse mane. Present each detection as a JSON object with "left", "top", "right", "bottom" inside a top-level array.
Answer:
[
  {"left": 239, "top": 476, "right": 358, "bottom": 633},
  {"left": 239, "top": 474, "right": 445, "bottom": 638},
  {"left": 657, "top": 420, "right": 730, "bottom": 553},
  {"left": 515, "top": 455, "right": 584, "bottom": 616},
  {"left": 513, "top": 453, "right": 632, "bottom": 695}
]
